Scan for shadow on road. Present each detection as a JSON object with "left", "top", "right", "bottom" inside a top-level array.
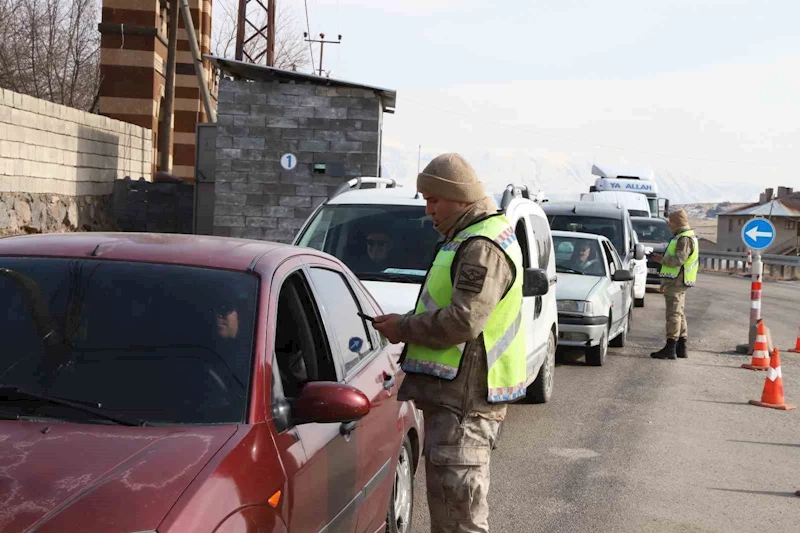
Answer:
[
  {"left": 710, "top": 488, "right": 798, "bottom": 499},
  {"left": 691, "top": 399, "right": 748, "bottom": 406},
  {"left": 728, "top": 440, "right": 800, "bottom": 449}
]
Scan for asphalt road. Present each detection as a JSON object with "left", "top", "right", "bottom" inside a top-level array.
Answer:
[{"left": 410, "top": 273, "right": 800, "bottom": 533}]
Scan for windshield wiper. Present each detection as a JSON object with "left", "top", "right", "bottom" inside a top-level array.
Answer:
[
  {"left": 0, "top": 409, "right": 20, "bottom": 421},
  {"left": 0, "top": 386, "right": 146, "bottom": 426},
  {"left": 557, "top": 267, "right": 584, "bottom": 275}
]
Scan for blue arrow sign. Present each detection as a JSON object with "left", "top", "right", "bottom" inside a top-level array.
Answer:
[
  {"left": 741, "top": 218, "right": 776, "bottom": 251},
  {"left": 348, "top": 337, "right": 363, "bottom": 353}
]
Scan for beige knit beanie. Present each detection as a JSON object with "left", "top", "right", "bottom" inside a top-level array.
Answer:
[
  {"left": 416, "top": 153, "right": 486, "bottom": 203},
  {"left": 669, "top": 209, "right": 689, "bottom": 229}
]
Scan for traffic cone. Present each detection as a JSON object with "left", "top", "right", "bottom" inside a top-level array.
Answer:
[
  {"left": 749, "top": 349, "right": 796, "bottom": 411},
  {"left": 789, "top": 324, "right": 800, "bottom": 354},
  {"left": 742, "top": 320, "right": 770, "bottom": 371}
]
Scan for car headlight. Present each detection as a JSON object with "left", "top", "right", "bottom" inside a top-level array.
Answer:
[{"left": 557, "top": 300, "right": 594, "bottom": 314}]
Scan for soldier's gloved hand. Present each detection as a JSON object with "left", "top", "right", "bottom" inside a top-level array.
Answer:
[{"left": 373, "top": 314, "right": 403, "bottom": 344}]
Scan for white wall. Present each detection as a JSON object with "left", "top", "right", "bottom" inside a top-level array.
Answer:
[{"left": 0, "top": 88, "right": 153, "bottom": 196}]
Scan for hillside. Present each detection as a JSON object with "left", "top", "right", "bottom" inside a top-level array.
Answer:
[{"left": 381, "top": 145, "right": 766, "bottom": 204}]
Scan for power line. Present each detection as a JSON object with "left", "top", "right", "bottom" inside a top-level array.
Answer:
[
  {"left": 400, "top": 98, "right": 793, "bottom": 169},
  {"left": 303, "top": 0, "right": 316, "bottom": 73}
]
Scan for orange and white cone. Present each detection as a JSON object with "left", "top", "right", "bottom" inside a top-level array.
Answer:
[
  {"left": 789, "top": 324, "right": 800, "bottom": 354},
  {"left": 749, "top": 349, "right": 796, "bottom": 411},
  {"left": 742, "top": 320, "right": 770, "bottom": 371}
]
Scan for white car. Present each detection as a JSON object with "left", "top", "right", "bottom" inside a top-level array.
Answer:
[
  {"left": 294, "top": 178, "right": 559, "bottom": 404},
  {"left": 543, "top": 201, "right": 647, "bottom": 307},
  {"left": 552, "top": 230, "right": 635, "bottom": 366}
]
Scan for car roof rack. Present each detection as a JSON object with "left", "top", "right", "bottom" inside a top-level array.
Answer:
[
  {"left": 499, "top": 183, "right": 535, "bottom": 210},
  {"left": 330, "top": 176, "right": 399, "bottom": 199}
]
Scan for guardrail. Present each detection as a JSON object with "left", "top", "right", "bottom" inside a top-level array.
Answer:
[{"left": 700, "top": 251, "right": 800, "bottom": 280}]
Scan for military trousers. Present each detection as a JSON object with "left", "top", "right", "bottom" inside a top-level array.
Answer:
[
  {"left": 422, "top": 408, "right": 503, "bottom": 533},
  {"left": 664, "top": 284, "right": 688, "bottom": 341}
]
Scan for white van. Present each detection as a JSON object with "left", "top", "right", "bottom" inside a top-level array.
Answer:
[
  {"left": 580, "top": 191, "right": 651, "bottom": 218},
  {"left": 294, "top": 178, "right": 559, "bottom": 404}
]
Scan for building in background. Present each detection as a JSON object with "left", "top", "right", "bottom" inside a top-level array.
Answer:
[
  {"left": 717, "top": 187, "right": 800, "bottom": 254},
  {"left": 98, "top": 0, "right": 215, "bottom": 180},
  {"left": 204, "top": 58, "right": 396, "bottom": 243}
]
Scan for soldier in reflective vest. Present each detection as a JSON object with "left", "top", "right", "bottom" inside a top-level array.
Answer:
[
  {"left": 374, "top": 153, "right": 525, "bottom": 533},
  {"left": 650, "top": 209, "right": 699, "bottom": 360}
]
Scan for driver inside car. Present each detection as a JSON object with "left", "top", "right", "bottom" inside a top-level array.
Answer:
[
  {"left": 358, "top": 229, "right": 394, "bottom": 272},
  {"left": 571, "top": 243, "right": 602, "bottom": 275}
]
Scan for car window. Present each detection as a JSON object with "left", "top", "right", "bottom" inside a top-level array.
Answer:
[
  {"left": 529, "top": 214, "right": 552, "bottom": 270},
  {"left": 0, "top": 257, "right": 259, "bottom": 425},
  {"left": 273, "top": 271, "right": 338, "bottom": 399},
  {"left": 548, "top": 214, "right": 625, "bottom": 258},
  {"left": 632, "top": 219, "right": 671, "bottom": 242},
  {"left": 308, "top": 267, "right": 374, "bottom": 375},
  {"left": 296, "top": 204, "right": 442, "bottom": 284},
  {"left": 552, "top": 236, "right": 605, "bottom": 277},
  {"left": 514, "top": 218, "right": 532, "bottom": 268},
  {"left": 602, "top": 242, "right": 623, "bottom": 273}
]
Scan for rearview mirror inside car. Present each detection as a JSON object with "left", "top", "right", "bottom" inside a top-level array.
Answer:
[
  {"left": 293, "top": 382, "right": 370, "bottom": 425},
  {"left": 634, "top": 243, "right": 645, "bottom": 261},
  {"left": 523, "top": 268, "right": 549, "bottom": 297},
  {"left": 612, "top": 270, "right": 634, "bottom": 282}
]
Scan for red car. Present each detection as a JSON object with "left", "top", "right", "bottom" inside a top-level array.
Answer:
[{"left": 0, "top": 233, "right": 422, "bottom": 533}]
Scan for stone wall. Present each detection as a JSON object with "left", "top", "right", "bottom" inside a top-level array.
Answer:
[
  {"left": 0, "top": 193, "right": 117, "bottom": 236},
  {"left": 0, "top": 88, "right": 152, "bottom": 235},
  {"left": 213, "top": 78, "right": 383, "bottom": 243}
]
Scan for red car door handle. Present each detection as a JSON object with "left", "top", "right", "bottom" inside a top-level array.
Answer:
[{"left": 383, "top": 373, "right": 395, "bottom": 390}]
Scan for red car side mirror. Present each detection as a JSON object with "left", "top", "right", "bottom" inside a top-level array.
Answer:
[{"left": 293, "top": 382, "right": 371, "bottom": 425}]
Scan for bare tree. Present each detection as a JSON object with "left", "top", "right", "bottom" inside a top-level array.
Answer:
[
  {"left": 212, "top": 0, "right": 310, "bottom": 71},
  {"left": 0, "top": 0, "right": 101, "bottom": 111}
]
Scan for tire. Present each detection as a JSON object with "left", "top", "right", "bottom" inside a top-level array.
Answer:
[
  {"left": 635, "top": 296, "right": 645, "bottom": 308},
  {"left": 386, "top": 436, "right": 414, "bottom": 533},
  {"left": 610, "top": 309, "right": 631, "bottom": 348},
  {"left": 527, "top": 330, "right": 556, "bottom": 403},
  {"left": 585, "top": 325, "right": 608, "bottom": 366}
]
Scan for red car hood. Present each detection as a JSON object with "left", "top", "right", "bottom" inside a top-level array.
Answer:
[{"left": 0, "top": 421, "right": 238, "bottom": 533}]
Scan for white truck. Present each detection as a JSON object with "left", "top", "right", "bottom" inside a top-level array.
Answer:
[
  {"left": 579, "top": 190, "right": 652, "bottom": 218},
  {"left": 589, "top": 164, "right": 669, "bottom": 218}
]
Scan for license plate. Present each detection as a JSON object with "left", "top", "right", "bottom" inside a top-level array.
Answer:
[{"left": 648, "top": 268, "right": 658, "bottom": 274}]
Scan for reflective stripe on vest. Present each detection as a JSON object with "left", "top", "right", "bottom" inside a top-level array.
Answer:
[
  {"left": 660, "top": 229, "right": 699, "bottom": 286},
  {"left": 401, "top": 215, "right": 527, "bottom": 403}
]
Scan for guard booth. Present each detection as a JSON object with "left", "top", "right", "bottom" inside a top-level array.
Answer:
[{"left": 198, "top": 56, "right": 396, "bottom": 243}]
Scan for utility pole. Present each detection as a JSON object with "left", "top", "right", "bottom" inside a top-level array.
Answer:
[
  {"left": 303, "top": 32, "right": 341, "bottom": 76},
  {"left": 179, "top": 0, "right": 216, "bottom": 121},
  {"left": 159, "top": 0, "right": 180, "bottom": 172},
  {"left": 235, "top": 0, "right": 276, "bottom": 65}
]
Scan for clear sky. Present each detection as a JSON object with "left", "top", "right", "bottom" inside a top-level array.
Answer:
[{"left": 217, "top": 0, "right": 800, "bottom": 197}]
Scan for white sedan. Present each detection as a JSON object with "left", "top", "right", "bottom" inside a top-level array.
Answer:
[{"left": 552, "top": 230, "right": 635, "bottom": 366}]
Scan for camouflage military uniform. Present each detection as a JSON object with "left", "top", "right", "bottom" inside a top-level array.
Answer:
[
  {"left": 660, "top": 227, "right": 695, "bottom": 341},
  {"left": 396, "top": 196, "right": 514, "bottom": 533}
]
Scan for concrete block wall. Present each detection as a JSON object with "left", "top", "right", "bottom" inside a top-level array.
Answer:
[
  {"left": 0, "top": 88, "right": 153, "bottom": 196},
  {"left": 213, "top": 78, "right": 382, "bottom": 243}
]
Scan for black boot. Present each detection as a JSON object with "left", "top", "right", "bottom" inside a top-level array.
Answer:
[
  {"left": 676, "top": 337, "right": 688, "bottom": 358},
  {"left": 651, "top": 339, "right": 677, "bottom": 360}
]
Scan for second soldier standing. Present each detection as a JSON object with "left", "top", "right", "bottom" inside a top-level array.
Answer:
[{"left": 374, "top": 153, "right": 527, "bottom": 533}]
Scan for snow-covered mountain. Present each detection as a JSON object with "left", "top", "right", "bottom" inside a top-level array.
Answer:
[{"left": 380, "top": 145, "right": 764, "bottom": 204}]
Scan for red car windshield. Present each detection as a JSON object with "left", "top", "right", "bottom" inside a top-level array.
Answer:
[{"left": 0, "top": 257, "right": 258, "bottom": 425}]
